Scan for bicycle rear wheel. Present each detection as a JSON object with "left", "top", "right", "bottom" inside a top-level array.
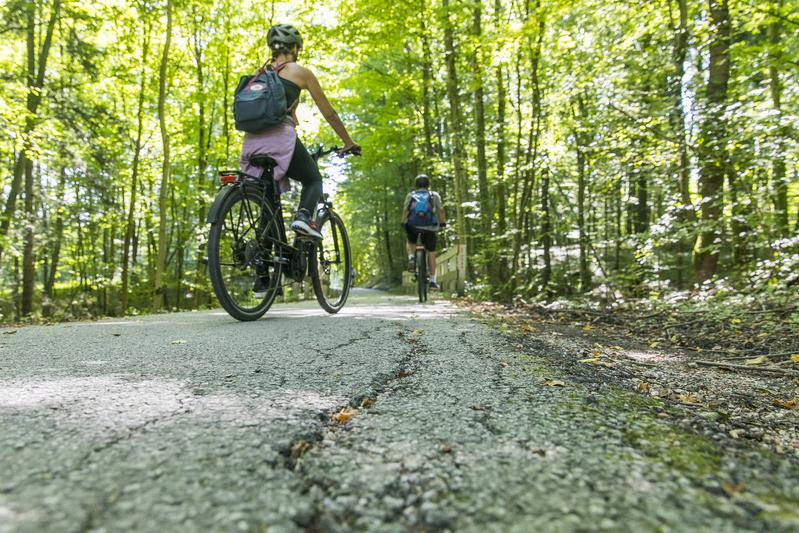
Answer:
[
  {"left": 416, "top": 248, "right": 427, "bottom": 302},
  {"left": 311, "top": 211, "right": 352, "bottom": 313},
  {"left": 208, "top": 186, "right": 282, "bottom": 321}
]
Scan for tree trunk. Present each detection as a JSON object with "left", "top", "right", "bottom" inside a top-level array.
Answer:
[
  {"left": 0, "top": 0, "right": 61, "bottom": 262},
  {"left": 154, "top": 0, "right": 173, "bottom": 310},
  {"left": 693, "top": 0, "right": 731, "bottom": 282},
  {"left": 442, "top": 0, "right": 468, "bottom": 295},
  {"left": 540, "top": 169, "right": 552, "bottom": 291},
  {"left": 510, "top": 51, "right": 524, "bottom": 290},
  {"left": 574, "top": 96, "right": 591, "bottom": 292},
  {"left": 21, "top": 158, "right": 35, "bottom": 316},
  {"left": 472, "top": 5, "right": 490, "bottom": 250},
  {"left": 727, "top": 166, "right": 749, "bottom": 265},
  {"left": 670, "top": 0, "right": 694, "bottom": 218},
  {"left": 491, "top": 0, "right": 509, "bottom": 298},
  {"left": 769, "top": 3, "right": 788, "bottom": 237},
  {"left": 382, "top": 185, "right": 394, "bottom": 280},
  {"left": 615, "top": 177, "right": 622, "bottom": 271},
  {"left": 420, "top": 0, "right": 435, "bottom": 158},
  {"left": 43, "top": 166, "right": 66, "bottom": 317},
  {"left": 635, "top": 170, "right": 649, "bottom": 233},
  {"left": 193, "top": 21, "right": 209, "bottom": 308},
  {"left": 122, "top": 30, "right": 150, "bottom": 313}
]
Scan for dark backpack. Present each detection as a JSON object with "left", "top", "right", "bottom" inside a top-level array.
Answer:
[
  {"left": 233, "top": 64, "right": 288, "bottom": 133},
  {"left": 408, "top": 190, "right": 437, "bottom": 226}
]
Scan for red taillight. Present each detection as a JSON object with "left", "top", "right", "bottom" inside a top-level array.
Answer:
[{"left": 220, "top": 174, "right": 236, "bottom": 185}]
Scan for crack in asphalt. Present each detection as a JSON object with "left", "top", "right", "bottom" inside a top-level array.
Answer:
[
  {"left": 274, "top": 324, "right": 429, "bottom": 529},
  {"left": 300, "top": 326, "right": 382, "bottom": 361}
]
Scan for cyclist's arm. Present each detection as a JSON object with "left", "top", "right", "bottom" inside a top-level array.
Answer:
[
  {"left": 401, "top": 208, "right": 409, "bottom": 224},
  {"left": 300, "top": 66, "right": 357, "bottom": 149}
]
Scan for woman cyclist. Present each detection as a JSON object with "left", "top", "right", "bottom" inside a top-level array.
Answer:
[{"left": 239, "top": 24, "right": 360, "bottom": 240}]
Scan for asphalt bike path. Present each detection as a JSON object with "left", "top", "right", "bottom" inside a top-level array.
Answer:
[{"left": 0, "top": 290, "right": 796, "bottom": 531}]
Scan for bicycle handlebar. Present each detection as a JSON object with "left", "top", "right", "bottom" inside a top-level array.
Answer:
[{"left": 312, "top": 145, "right": 361, "bottom": 162}]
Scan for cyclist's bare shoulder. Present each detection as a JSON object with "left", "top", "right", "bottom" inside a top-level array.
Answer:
[
  {"left": 279, "top": 63, "right": 316, "bottom": 90},
  {"left": 274, "top": 62, "right": 302, "bottom": 87}
]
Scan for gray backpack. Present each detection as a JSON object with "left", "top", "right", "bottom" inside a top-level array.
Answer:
[{"left": 233, "top": 64, "right": 288, "bottom": 133}]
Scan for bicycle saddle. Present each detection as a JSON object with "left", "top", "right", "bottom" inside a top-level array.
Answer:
[{"left": 250, "top": 155, "right": 277, "bottom": 169}]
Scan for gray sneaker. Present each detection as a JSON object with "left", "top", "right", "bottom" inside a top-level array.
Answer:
[{"left": 290, "top": 209, "right": 322, "bottom": 240}]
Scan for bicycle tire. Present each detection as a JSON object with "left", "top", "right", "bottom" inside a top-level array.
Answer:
[
  {"left": 208, "top": 186, "right": 282, "bottom": 321},
  {"left": 416, "top": 248, "right": 427, "bottom": 303},
  {"left": 311, "top": 211, "right": 352, "bottom": 313}
]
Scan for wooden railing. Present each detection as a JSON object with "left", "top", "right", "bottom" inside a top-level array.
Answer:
[{"left": 401, "top": 244, "right": 466, "bottom": 296}]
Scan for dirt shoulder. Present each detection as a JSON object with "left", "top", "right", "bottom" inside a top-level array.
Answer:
[{"left": 461, "top": 300, "right": 799, "bottom": 460}]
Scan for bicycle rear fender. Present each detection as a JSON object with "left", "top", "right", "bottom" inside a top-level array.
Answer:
[{"left": 206, "top": 186, "right": 237, "bottom": 224}]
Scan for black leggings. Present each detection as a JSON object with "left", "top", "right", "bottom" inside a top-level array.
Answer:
[{"left": 285, "top": 138, "right": 323, "bottom": 213}]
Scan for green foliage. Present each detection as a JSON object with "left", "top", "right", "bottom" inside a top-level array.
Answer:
[{"left": 0, "top": 0, "right": 797, "bottom": 321}]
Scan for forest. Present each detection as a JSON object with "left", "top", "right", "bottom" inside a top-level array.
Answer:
[{"left": 1, "top": 0, "right": 797, "bottom": 321}]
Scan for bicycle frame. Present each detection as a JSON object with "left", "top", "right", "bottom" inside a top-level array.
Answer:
[{"left": 210, "top": 148, "right": 342, "bottom": 287}]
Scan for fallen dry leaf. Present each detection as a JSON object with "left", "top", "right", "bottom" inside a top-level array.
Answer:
[
  {"left": 469, "top": 404, "right": 488, "bottom": 411},
  {"left": 499, "top": 361, "right": 509, "bottom": 368},
  {"left": 791, "top": 354, "right": 799, "bottom": 364},
  {"left": 2, "top": 330, "right": 17, "bottom": 335},
  {"left": 519, "top": 324, "right": 537, "bottom": 333},
  {"left": 582, "top": 324, "right": 592, "bottom": 331},
  {"left": 678, "top": 393, "right": 700, "bottom": 405},
  {"left": 442, "top": 444, "right": 456, "bottom": 454},
  {"left": 771, "top": 399, "right": 797, "bottom": 410},
  {"left": 543, "top": 379, "right": 566, "bottom": 387},
  {"left": 530, "top": 447, "right": 547, "bottom": 457},
  {"left": 638, "top": 382, "right": 650, "bottom": 393},
  {"left": 578, "top": 357, "right": 600, "bottom": 364},
  {"left": 111, "top": 333, "right": 121, "bottom": 337},
  {"left": 360, "top": 398, "right": 375, "bottom": 409},
  {"left": 729, "top": 429, "right": 744, "bottom": 439},
  {"left": 720, "top": 483, "right": 745, "bottom": 497},
  {"left": 170, "top": 339, "right": 187, "bottom": 345},
  {"left": 332, "top": 407, "right": 359, "bottom": 423},
  {"left": 290, "top": 440, "right": 311, "bottom": 460},
  {"left": 649, "top": 341, "right": 659, "bottom": 349},
  {"left": 744, "top": 356, "right": 768, "bottom": 366}
]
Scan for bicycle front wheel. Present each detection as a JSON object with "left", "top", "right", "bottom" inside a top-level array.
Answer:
[
  {"left": 311, "top": 211, "right": 352, "bottom": 313},
  {"left": 207, "top": 186, "right": 282, "bottom": 321},
  {"left": 416, "top": 248, "right": 427, "bottom": 303}
]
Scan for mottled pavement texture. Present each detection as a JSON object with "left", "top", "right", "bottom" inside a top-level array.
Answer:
[{"left": 1, "top": 290, "right": 797, "bottom": 532}]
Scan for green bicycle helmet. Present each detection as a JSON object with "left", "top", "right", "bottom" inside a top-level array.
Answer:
[{"left": 267, "top": 24, "right": 303, "bottom": 52}]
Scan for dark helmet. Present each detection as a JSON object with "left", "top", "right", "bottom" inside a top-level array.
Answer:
[
  {"left": 415, "top": 174, "right": 430, "bottom": 188},
  {"left": 267, "top": 24, "right": 303, "bottom": 52}
]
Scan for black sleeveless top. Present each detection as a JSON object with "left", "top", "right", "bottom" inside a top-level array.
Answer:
[{"left": 279, "top": 76, "right": 300, "bottom": 109}]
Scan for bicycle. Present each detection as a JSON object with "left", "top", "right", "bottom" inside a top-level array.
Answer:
[
  {"left": 206, "top": 146, "right": 353, "bottom": 321},
  {"left": 409, "top": 224, "right": 444, "bottom": 303}
]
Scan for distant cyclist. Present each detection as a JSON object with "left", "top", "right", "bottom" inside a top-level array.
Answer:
[
  {"left": 401, "top": 174, "right": 446, "bottom": 290},
  {"left": 239, "top": 24, "right": 360, "bottom": 241}
]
